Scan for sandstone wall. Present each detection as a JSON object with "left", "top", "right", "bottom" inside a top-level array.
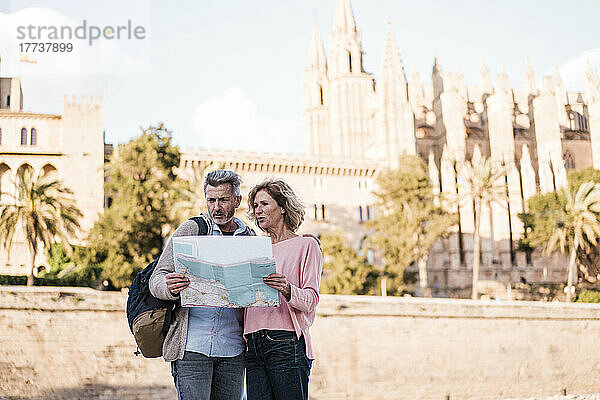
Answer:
[{"left": 1, "top": 287, "right": 599, "bottom": 400}]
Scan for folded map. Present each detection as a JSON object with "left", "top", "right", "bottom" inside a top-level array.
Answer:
[{"left": 172, "top": 236, "right": 280, "bottom": 308}]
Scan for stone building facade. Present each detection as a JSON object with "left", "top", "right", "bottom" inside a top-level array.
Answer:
[
  {"left": 300, "top": 0, "right": 600, "bottom": 292},
  {"left": 184, "top": 0, "right": 600, "bottom": 293},
  {"left": 3, "top": 0, "right": 600, "bottom": 295},
  {"left": 0, "top": 59, "right": 104, "bottom": 275}
]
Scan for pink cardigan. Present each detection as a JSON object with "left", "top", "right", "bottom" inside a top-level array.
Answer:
[{"left": 244, "top": 236, "right": 323, "bottom": 359}]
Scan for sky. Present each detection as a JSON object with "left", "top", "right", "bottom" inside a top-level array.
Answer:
[{"left": 0, "top": 0, "right": 599, "bottom": 154}]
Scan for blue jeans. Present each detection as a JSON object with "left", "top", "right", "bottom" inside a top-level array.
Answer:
[
  {"left": 245, "top": 330, "right": 312, "bottom": 400},
  {"left": 171, "top": 351, "right": 245, "bottom": 400}
]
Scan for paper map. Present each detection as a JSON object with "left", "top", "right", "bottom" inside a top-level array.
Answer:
[{"left": 173, "top": 236, "right": 280, "bottom": 308}]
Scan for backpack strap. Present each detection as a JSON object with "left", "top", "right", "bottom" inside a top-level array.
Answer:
[
  {"left": 162, "top": 214, "right": 212, "bottom": 334},
  {"left": 189, "top": 213, "right": 212, "bottom": 236},
  {"left": 161, "top": 302, "right": 177, "bottom": 337}
]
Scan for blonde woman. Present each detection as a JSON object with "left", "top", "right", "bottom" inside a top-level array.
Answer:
[{"left": 244, "top": 179, "right": 322, "bottom": 400}]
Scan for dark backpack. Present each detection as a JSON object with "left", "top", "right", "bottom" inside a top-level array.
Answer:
[{"left": 126, "top": 216, "right": 209, "bottom": 358}]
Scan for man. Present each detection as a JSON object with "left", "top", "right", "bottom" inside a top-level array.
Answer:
[{"left": 149, "top": 170, "right": 254, "bottom": 400}]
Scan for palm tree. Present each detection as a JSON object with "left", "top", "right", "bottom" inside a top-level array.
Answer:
[
  {"left": 0, "top": 167, "right": 82, "bottom": 286},
  {"left": 460, "top": 155, "right": 508, "bottom": 300},
  {"left": 545, "top": 181, "right": 600, "bottom": 302}
]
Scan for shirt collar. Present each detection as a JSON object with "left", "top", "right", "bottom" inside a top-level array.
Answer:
[{"left": 211, "top": 216, "right": 246, "bottom": 236}]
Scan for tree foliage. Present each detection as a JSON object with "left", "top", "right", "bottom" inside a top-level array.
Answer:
[
  {"left": 519, "top": 168, "right": 600, "bottom": 283},
  {"left": 544, "top": 182, "right": 600, "bottom": 300},
  {"left": 86, "top": 124, "right": 184, "bottom": 288},
  {"left": 43, "top": 243, "right": 103, "bottom": 287},
  {"left": 0, "top": 167, "right": 82, "bottom": 285},
  {"left": 368, "top": 155, "right": 456, "bottom": 295},
  {"left": 567, "top": 168, "right": 600, "bottom": 193},
  {"left": 320, "top": 231, "right": 379, "bottom": 295}
]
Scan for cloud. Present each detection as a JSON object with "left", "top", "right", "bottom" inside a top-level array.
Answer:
[
  {"left": 189, "top": 86, "right": 303, "bottom": 154},
  {"left": 0, "top": 6, "right": 151, "bottom": 76},
  {"left": 559, "top": 47, "right": 600, "bottom": 92}
]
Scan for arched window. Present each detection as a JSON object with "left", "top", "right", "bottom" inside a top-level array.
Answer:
[
  {"left": 30, "top": 128, "right": 37, "bottom": 146},
  {"left": 0, "top": 163, "right": 10, "bottom": 203},
  {"left": 563, "top": 151, "right": 575, "bottom": 170},
  {"left": 42, "top": 164, "right": 58, "bottom": 181},
  {"left": 16, "top": 164, "right": 33, "bottom": 194},
  {"left": 6, "top": 95, "right": 10, "bottom": 107},
  {"left": 20, "top": 128, "right": 28, "bottom": 146}
]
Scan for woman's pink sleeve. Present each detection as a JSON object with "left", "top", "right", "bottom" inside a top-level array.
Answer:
[{"left": 287, "top": 240, "right": 323, "bottom": 313}]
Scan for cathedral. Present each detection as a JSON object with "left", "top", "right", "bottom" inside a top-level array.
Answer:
[
  {"left": 300, "top": 0, "right": 600, "bottom": 292},
  {"left": 2, "top": 0, "right": 600, "bottom": 295}
]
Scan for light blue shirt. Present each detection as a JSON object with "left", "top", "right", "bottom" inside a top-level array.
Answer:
[{"left": 185, "top": 217, "right": 248, "bottom": 357}]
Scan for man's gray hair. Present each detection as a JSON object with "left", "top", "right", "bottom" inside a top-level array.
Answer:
[{"left": 203, "top": 170, "right": 242, "bottom": 197}]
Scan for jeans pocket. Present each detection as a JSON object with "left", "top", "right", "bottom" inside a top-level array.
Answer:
[{"left": 264, "top": 330, "right": 295, "bottom": 343}]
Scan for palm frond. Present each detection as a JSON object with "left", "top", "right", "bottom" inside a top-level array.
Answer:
[{"left": 0, "top": 167, "right": 83, "bottom": 276}]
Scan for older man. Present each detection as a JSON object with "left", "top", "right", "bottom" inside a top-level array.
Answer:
[{"left": 150, "top": 170, "right": 254, "bottom": 400}]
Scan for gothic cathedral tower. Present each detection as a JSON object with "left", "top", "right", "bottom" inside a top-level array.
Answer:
[{"left": 304, "top": 0, "right": 377, "bottom": 161}]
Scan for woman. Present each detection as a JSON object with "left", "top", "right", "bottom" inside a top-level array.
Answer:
[{"left": 244, "top": 179, "right": 323, "bottom": 400}]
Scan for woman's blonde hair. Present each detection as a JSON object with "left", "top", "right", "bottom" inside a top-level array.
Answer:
[{"left": 247, "top": 179, "right": 305, "bottom": 232}]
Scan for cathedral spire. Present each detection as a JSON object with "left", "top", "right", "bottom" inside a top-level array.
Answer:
[
  {"left": 380, "top": 19, "right": 407, "bottom": 90},
  {"left": 480, "top": 58, "right": 492, "bottom": 93},
  {"left": 409, "top": 64, "right": 424, "bottom": 112},
  {"left": 333, "top": 0, "right": 357, "bottom": 33},
  {"left": 585, "top": 59, "right": 600, "bottom": 103},
  {"left": 496, "top": 64, "right": 510, "bottom": 93},
  {"left": 525, "top": 58, "right": 536, "bottom": 93},
  {"left": 328, "top": 0, "right": 362, "bottom": 77},
  {"left": 432, "top": 57, "right": 444, "bottom": 98},
  {"left": 554, "top": 67, "right": 564, "bottom": 87},
  {"left": 433, "top": 56, "right": 442, "bottom": 74},
  {"left": 306, "top": 24, "right": 327, "bottom": 71}
]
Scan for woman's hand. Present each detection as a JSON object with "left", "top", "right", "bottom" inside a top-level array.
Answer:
[
  {"left": 263, "top": 273, "right": 291, "bottom": 301},
  {"left": 165, "top": 272, "right": 190, "bottom": 296}
]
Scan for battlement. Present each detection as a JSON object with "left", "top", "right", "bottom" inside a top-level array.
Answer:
[
  {"left": 181, "top": 148, "right": 383, "bottom": 177},
  {"left": 63, "top": 95, "right": 103, "bottom": 110}
]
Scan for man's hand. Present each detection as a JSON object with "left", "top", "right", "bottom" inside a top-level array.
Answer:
[
  {"left": 263, "top": 273, "right": 291, "bottom": 301},
  {"left": 166, "top": 273, "right": 190, "bottom": 296}
]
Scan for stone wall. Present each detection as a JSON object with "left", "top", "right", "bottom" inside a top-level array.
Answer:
[{"left": 1, "top": 287, "right": 599, "bottom": 400}]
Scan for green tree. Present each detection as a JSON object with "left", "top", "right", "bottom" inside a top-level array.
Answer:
[
  {"left": 458, "top": 155, "right": 507, "bottom": 300},
  {"left": 368, "top": 155, "right": 456, "bottom": 296},
  {"left": 567, "top": 168, "right": 600, "bottom": 193},
  {"left": 544, "top": 182, "right": 600, "bottom": 302},
  {"left": 320, "top": 231, "right": 379, "bottom": 295},
  {"left": 43, "top": 243, "right": 103, "bottom": 287},
  {"left": 519, "top": 168, "right": 600, "bottom": 283},
  {"left": 87, "top": 124, "right": 184, "bottom": 288},
  {"left": 519, "top": 191, "right": 566, "bottom": 252},
  {"left": 0, "top": 167, "right": 82, "bottom": 286}
]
